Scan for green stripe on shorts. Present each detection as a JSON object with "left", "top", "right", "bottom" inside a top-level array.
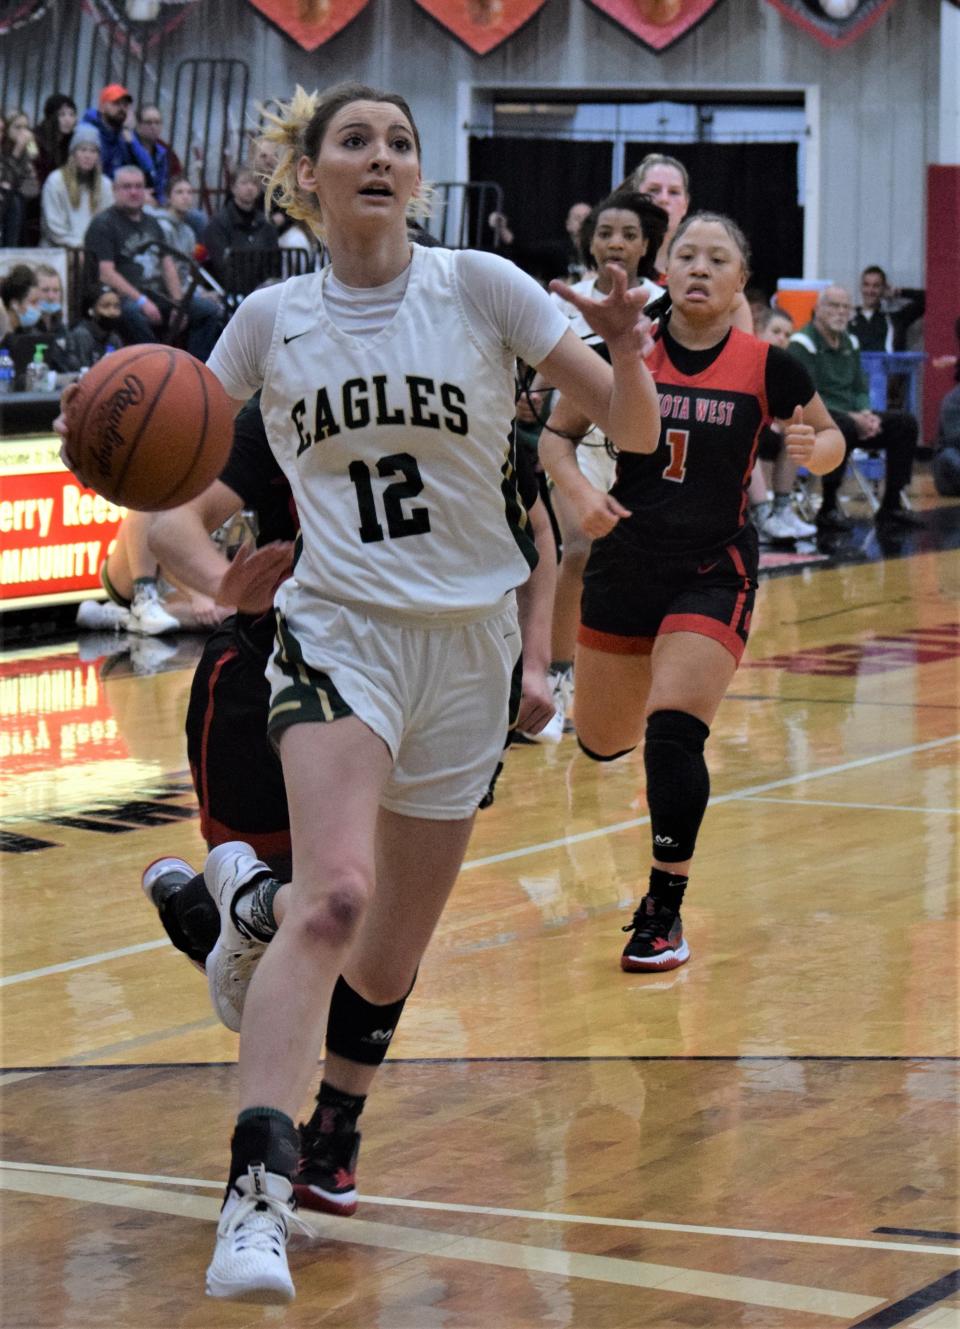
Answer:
[{"left": 267, "top": 612, "right": 354, "bottom": 745}]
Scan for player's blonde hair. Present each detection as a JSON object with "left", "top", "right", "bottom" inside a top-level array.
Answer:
[
  {"left": 258, "top": 82, "right": 430, "bottom": 238},
  {"left": 625, "top": 152, "right": 691, "bottom": 200}
]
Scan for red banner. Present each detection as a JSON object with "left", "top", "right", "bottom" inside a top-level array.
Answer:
[
  {"left": 412, "top": 0, "right": 548, "bottom": 55},
  {"left": 243, "top": 0, "right": 370, "bottom": 49},
  {"left": 762, "top": 0, "right": 898, "bottom": 49},
  {"left": 583, "top": 0, "right": 726, "bottom": 52},
  {"left": 0, "top": 436, "right": 125, "bottom": 610}
]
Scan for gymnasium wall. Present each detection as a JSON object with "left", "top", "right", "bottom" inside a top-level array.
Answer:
[{"left": 131, "top": 0, "right": 941, "bottom": 291}]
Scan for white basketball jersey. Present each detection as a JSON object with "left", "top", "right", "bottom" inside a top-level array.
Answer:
[{"left": 258, "top": 246, "right": 534, "bottom": 621}]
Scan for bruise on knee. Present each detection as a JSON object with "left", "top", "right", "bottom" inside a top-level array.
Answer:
[{"left": 300, "top": 889, "right": 365, "bottom": 948}]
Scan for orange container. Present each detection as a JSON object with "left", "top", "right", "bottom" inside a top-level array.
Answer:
[{"left": 774, "top": 279, "right": 833, "bottom": 329}]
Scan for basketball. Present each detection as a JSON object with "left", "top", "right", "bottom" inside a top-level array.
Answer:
[{"left": 64, "top": 345, "right": 235, "bottom": 511}]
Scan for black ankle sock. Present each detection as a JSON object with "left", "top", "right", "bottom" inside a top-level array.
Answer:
[
  {"left": 306, "top": 1081, "right": 366, "bottom": 1132},
  {"left": 228, "top": 1108, "right": 299, "bottom": 1189},
  {"left": 648, "top": 867, "right": 688, "bottom": 912}
]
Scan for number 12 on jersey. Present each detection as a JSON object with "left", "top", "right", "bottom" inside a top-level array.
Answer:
[
  {"left": 662, "top": 429, "right": 689, "bottom": 483},
  {"left": 348, "top": 452, "right": 432, "bottom": 544}
]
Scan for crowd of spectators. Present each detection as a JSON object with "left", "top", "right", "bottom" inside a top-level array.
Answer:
[
  {"left": 0, "top": 82, "right": 951, "bottom": 531},
  {"left": 0, "top": 83, "right": 312, "bottom": 385}
]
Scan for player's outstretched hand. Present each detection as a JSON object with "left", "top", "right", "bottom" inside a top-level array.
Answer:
[
  {"left": 571, "top": 483, "right": 631, "bottom": 539},
  {"left": 784, "top": 404, "right": 817, "bottom": 465},
  {"left": 549, "top": 266, "right": 654, "bottom": 357},
  {"left": 216, "top": 540, "right": 294, "bottom": 614}
]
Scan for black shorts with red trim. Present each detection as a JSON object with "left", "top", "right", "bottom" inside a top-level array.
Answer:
[
  {"left": 579, "top": 522, "right": 758, "bottom": 664},
  {"left": 185, "top": 617, "right": 291, "bottom": 878}
]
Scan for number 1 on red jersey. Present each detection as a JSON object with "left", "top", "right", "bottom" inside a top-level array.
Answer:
[{"left": 662, "top": 428, "right": 689, "bottom": 483}]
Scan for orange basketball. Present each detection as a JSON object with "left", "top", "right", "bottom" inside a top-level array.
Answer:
[{"left": 65, "top": 345, "right": 235, "bottom": 511}]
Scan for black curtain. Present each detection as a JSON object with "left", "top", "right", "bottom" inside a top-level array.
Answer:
[
  {"left": 623, "top": 141, "right": 803, "bottom": 298},
  {"left": 469, "top": 137, "right": 613, "bottom": 280}
]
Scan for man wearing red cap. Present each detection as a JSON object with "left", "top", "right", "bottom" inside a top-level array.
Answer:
[{"left": 81, "top": 84, "right": 135, "bottom": 180}]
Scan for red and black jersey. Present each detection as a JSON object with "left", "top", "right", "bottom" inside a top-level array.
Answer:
[{"left": 611, "top": 324, "right": 812, "bottom": 558}]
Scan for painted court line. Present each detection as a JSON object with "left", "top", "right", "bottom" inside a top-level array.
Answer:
[
  {"left": 2, "top": 1161, "right": 958, "bottom": 1257},
  {"left": 3, "top": 732, "right": 957, "bottom": 986},
  {"left": 0, "top": 1164, "right": 884, "bottom": 1317},
  {"left": 462, "top": 732, "right": 960, "bottom": 869},
  {"left": 741, "top": 797, "right": 959, "bottom": 816}
]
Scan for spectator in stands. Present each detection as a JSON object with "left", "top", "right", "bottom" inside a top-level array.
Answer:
[
  {"left": 850, "top": 264, "right": 925, "bottom": 353},
  {"left": 34, "top": 94, "right": 77, "bottom": 184},
  {"left": 34, "top": 264, "right": 67, "bottom": 337},
  {"left": 158, "top": 174, "right": 224, "bottom": 306},
  {"left": 0, "top": 263, "right": 43, "bottom": 386},
  {"left": 745, "top": 285, "right": 769, "bottom": 326},
  {"left": 41, "top": 123, "right": 113, "bottom": 248},
  {"left": 203, "top": 167, "right": 279, "bottom": 295},
  {"left": 750, "top": 307, "right": 817, "bottom": 542},
  {"left": 932, "top": 316, "right": 960, "bottom": 497},
  {"left": 84, "top": 164, "right": 221, "bottom": 360},
  {"left": 788, "top": 285, "right": 921, "bottom": 533},
  {"left": 58, "top": 283, "right": 126, "bottom": 370},
  {"left": 0, "top": 107, "right": 40, "bottom": 244},
  {"left": 81, "top": 84, "right": 134, "bottom": 180},
  {"left": 129, "top": 104, "right": 177, "bottom": 206}
]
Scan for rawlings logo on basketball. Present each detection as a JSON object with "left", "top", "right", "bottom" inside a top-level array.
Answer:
[{"left": 89, "top": 374, "right": 146, "bottom": 476}]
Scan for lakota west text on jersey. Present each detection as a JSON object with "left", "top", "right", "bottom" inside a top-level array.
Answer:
[{"left": 657, "top": 393, "right": 737, "bottom": 428}]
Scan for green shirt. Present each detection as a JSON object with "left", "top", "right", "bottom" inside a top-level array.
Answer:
[{"left": 787, "top": 321, "right": 870, "bottom": 414}]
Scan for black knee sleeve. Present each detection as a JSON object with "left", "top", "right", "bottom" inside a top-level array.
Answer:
[
  {"left": 644, "top": 710, "right": 710, "bottom": 863},
  {"left": 577, "top": 736, "right": 637, "bottom": 762},
  {"left": 324, "top": 975, "right": 415, "bottom": 1067}
]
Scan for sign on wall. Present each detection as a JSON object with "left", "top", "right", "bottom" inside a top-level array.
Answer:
[
  {"left": 584, "top": 0, "right": 727, "bottom": 51},
  {"left": 762, "top": 0, "right": 898, "bottom": 48},
  {"left": 0, "top": 436, "right": 126, "bottom": 611},
  {"left": 412, "top": 0, "right": 549, "bottom": 53},
  {"left": 242, "top": 0, "right": 371, "bottom": 49}
]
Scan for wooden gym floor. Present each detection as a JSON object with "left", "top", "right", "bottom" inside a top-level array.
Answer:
[{"left": 1, "top": 486, "right": 958, "bottom": 1328}]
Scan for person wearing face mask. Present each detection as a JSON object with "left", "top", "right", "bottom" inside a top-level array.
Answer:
[
  {"left": 0, "top": 264, "right": 45, "bottom": 387},
  {"left": 41, "top": 123, "right": 113, "bottom": 247},
  {"left": 34, "top": 265, "right": 67, "bottom": 336},
  {"left": 59, "top": 284, "right": 126, "bottom": 369}
]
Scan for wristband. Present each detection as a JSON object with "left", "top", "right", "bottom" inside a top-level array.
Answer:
[{"left": 135, "top": 294, "right": 147, "bottom": 309}]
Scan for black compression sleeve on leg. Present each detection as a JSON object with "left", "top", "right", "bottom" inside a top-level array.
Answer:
[
  {"left": 644, "top": 710, "right": 710, "bottom": 863},
  {"left": 324, "top": 975, "right": 415, "bottom": 1067}
]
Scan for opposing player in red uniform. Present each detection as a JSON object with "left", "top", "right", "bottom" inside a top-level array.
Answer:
[{"left": 540, "top": 213, "right": 843, "bottom": 973}]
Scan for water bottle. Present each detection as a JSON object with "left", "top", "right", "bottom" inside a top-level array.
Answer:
[
  {"left": 25, "top": 345, "right": 48, "bottom": 392},
  {"left": 0, "top": 349, "right": 13, "bottom": 394}
]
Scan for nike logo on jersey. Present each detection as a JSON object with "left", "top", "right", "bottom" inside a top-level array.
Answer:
[{"left": 283, "top": 329, "right": 311, "bottom": 344}]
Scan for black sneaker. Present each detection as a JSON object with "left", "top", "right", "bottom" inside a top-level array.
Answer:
[
  {"left": 141, "top": 857, "right": 209, "bottom": 973},
  {"left": 293, "top": 1109, "right": 361, "bottom": 1216},
  {"left": 620, "top": 895, "right": 690, "bottom": 972},
  {"left": 875, "top": 506, "right": 924, "bottom": 529},
  {"left": 816, "top": 507, "right": 853, "bottom": 533}
]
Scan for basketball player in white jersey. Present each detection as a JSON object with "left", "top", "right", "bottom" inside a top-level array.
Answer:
[{"left": 61, "top": 81, "right": 661, "bottom": 1303}]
